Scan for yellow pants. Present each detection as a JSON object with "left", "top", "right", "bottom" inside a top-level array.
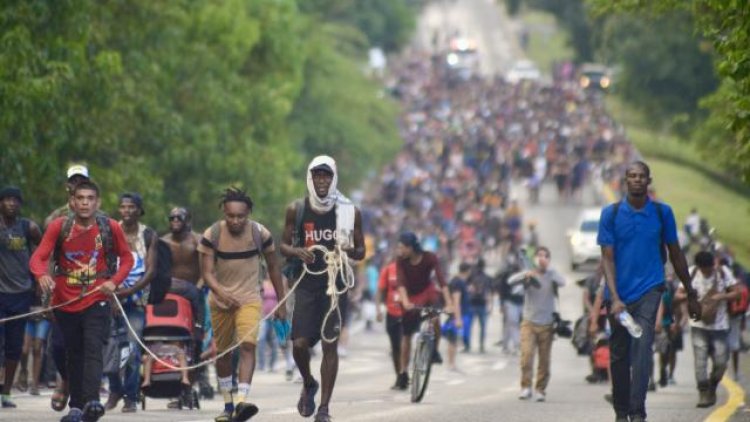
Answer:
[
  {"left": 210, "top": 302, "right": 262, "bottom": 352},
  {"left": 520, "top": 320, "right": 554, "bottom": 392}
]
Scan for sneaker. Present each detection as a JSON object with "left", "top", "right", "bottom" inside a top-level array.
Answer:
[
  {"left": 395, "top": 372, "right": 409, "bottom": 390},
  {"left": 297, "top": 379, "right": 319, "bottom": 417},
  {"left": 314, "top": 405, "right": 331, "bottom": 422},
  {"left": 121, "top": 399, "right": 137, "bottom": 413},
  {"left": 1, "top": 395, "right": 16, "bottom": 408},
  {"left": 285, "top": 370, "right": 294, "bottom": 382},
  {"left": 234, "top": 402, "right": 259, "bottom": 422},
  {"left": 603, "top": 394, "right": 613, "bottom": 404},
  {"left": 104, "top": 392, "right": 122, "bottom": 411},
  {"left": 431, "top": 350, "right": 443, "bottom": 365},
  {"left": 214, "top": 410, "right": 233, "bottom": 422},
  {"left": 518, "top": 388, "right": 532, "bottom": 400},
  {"left": 30, "top": 385, "right": 40, "bottom": 396},
  {"left": 61, "top": 408, "right": 83, "bottom": 422},
  {"left": 81, "top": 400, "right": 105, "bottom": 422},
  {"left": 647, "top": 379, "right": 656, "bottom": 391},
  {"left": 534, "top": 391, "right": 546, "bottom": 402}
]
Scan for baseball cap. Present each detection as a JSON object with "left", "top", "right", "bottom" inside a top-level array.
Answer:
[
  {"left": 66, "top": 164, "right": 90, "bottom": 180},
  {"left": 119, "top": 192, "right": 145, "bottom": 216},
  {"left": 0, "top": 186, "right": 22, "bottom": 203},
  {"left": 310, "top": 163, "right": 334, "bottom": 174}
]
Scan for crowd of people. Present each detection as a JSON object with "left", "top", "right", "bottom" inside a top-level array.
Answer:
[{"left": 1, "top": 42, "right": 749, "bottom": 422}]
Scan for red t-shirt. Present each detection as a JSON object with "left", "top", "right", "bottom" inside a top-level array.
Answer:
[
  {"left": 396, "top": 251, "right": 446, "bottom": 296},
  {"left": 378, "top": 262, "right": 402, "bottom": 317},
  {"left": 30, "top": 217, "right": 133, "bottom": 313}
]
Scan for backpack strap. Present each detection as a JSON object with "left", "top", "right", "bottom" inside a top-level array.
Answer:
[
  {"left": 144, "top": 226, "right": 157, "bottom": 251},
  {"left": 53, "top": 216, "right": 76, "bottom": 272},
  {"left": 96, "top": 215, "right": 117, "bottom": 278},
  {"left": 20, "top": 218, "right": 32, "bottom": 254},
  {"left": 291, "top": 199, "right": 305, "bottom": 248},
  {"left": 251, "top": 221, "right": 263, "bottom": 257}
]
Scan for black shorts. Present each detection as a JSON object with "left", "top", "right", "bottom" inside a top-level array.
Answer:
[
  {"left": 291, "top": 288, "right": 348, "bottom": 347},
  {"left": 403, "top": 310, "right": 422, "bottom": 337}
]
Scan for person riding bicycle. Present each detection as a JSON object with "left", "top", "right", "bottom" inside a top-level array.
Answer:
[{"left": 395, "top": 232, "right": 457, "bottom": 390}]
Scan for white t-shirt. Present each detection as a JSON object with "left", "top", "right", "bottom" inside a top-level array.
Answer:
[{"left": 680, "top": 265, "right": 736, "bottom": 330}]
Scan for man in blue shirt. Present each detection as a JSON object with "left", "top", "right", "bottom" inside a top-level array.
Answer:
[{"left": 597, "top": 161, "right": 701, "bottom": 422}]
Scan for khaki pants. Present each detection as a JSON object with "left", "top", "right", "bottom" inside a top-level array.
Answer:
[{"left": 520, "top": 320, "right": 554, "bottom": 392}]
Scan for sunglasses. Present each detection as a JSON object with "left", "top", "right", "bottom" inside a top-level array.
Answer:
[{"left": 168, "top": 215, "right": 185, "bottom": 222}]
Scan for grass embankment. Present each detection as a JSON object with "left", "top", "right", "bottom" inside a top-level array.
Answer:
[
  {"left": 515, "top": 7, "right": 750, "bottom": 264},
  {"left": 606, "top": 97, "right": 750, "bottom": 265},
  {"left": 517, "top": 8, "right": 573, "bottom": 74}
]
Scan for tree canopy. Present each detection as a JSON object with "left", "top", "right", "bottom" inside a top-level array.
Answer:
[{"left": 0, "top": 0, "right": 412, "bottom": 232}]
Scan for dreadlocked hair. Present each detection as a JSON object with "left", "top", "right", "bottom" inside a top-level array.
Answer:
[{"left": 219, "top": 187, "right": 254, "bottom": 211}]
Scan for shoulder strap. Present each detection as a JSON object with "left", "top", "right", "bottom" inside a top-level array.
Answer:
[
  {"left": 209, "top": 222, "right": 221, "bottom": 249},
  {"left": 144, "top": 226, "right": 156, "bottom": 250},
  {"left": 611, "top": 202, "right": 620, "bottom": 230},
  {"left": 654, "top": 202, "right": 665, "bottom": 239},
  {"left": 96, "top": 215, "right": 117, "bottom": 277},
  {"left": 291, "top": 199, "right": 305, "bottom": 248},
  {"left": 251, "top": 221, "right": 263, "bottom": 255},
  {"left": 53, "top": 216, "right": 76, "bottom": 267},
  {"left": 20, "top": 218, "right": 32, "bottom": 253}
]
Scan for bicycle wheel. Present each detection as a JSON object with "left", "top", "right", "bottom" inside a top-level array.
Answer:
[{"left": 410, "top": 334, "right": 434, "bottom": 403}]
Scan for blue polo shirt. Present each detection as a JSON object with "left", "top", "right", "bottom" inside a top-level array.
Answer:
[{"left": 597, "top": 198, "right": 678, "bottom": 304}]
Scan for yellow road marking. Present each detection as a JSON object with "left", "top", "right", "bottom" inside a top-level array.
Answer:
[{"left": 705, "top": 376, "right": 746, "bottom": 422}]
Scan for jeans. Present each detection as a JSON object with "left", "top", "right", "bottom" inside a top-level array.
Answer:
[
  {"left": 520, "top": 321, "right": 554, "bottom": 392},
  {"left": 691, "top": 327, "right": 729, "bottom": 388},
  {"left": 55, "top": 301, "right": 111, "bottom": 409},
  {"left": 108, "top": 303, "right": 144, "bottom": 401},
  {"left": 608, "top": 286, "right": 662, "bottom": 420},
  {"left": 502, "top": 301, "right": 522, "bottom": 352},
  {"left": 257, "top": 319, "right": 278, "bottom": 371},
  {"left": 0, "top": 291, "right": 32, "bottom": 361},
  {"left": 468, "top": 304, "right": 488, "bottom": 350}
]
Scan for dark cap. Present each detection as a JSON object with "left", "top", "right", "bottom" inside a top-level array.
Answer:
[
  {"left": 398, "top": 231, "right": 422, "bottom": 252},
  {"left": 0, "top": 186, "right": 22, "bottom": 203},
  {"left": 310, "top": 163, "right": 334, "bottom": 174},
  {"left": 459, "top": 262, "right": 472, "bottom": 273},
  {"left": 119, "top": 192, "right": 145, "bottom": 216}
]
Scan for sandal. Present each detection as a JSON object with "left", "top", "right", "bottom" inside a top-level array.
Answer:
[{"left": 51, "top": 388, "right": 69, "bottom": 412}]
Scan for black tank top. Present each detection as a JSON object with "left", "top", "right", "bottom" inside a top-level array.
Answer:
[{"left": 299, "top": 198, "right": 342, "bottom": 291}]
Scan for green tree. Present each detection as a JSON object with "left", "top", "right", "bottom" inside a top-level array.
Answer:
[{"left": 588, "top": 0, "right": 750, "bottom": 180}]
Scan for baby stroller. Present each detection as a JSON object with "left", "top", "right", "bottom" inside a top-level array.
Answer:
[{"left": 140, "top": 293, "right": 200, "bottom": 410}]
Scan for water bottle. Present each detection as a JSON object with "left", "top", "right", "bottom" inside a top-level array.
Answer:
[{"left": 617, "top": 310, "right": 643, "bottom": 338}]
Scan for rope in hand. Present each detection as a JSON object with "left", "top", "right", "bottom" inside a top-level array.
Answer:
[
  {"left": 0, "top": 286, "right": 103, "bottom": 324},
  {"left": 112, "top": 243, "right": 355, "bottom": 371}
]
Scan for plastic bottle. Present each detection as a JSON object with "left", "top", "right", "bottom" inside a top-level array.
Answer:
[{"left": 618, "top": 310, "right": 643, "bottom": 338}]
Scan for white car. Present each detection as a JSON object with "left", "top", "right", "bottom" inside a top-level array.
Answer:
[
  {"left": 568, "top": 208, "right": 602, "bottom": 270},
  {"left": 506, "top": 60, "right": 541, "bottom": 84}
]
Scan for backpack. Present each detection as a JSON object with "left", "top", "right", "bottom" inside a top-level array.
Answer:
[
  {"left": 692, "top": 266, "right": 726, "bottom": 325},
  {"left": 612, "top": 201, "right": 667, "bottom": 264},
  {"left": 144, "top": 228, "right": 173, "bottom": 305},
  {"left": 282, "top": 199, "right": 306, "bottom": 281},
  {"left": 208, "top": 220, "right": 265, "bottom": 266},
  {"left": 728, "top": 282, "right": 749, "bottom": 317},
  {"left": 54, "top": 214, "right": 116, "bottom": 282}
]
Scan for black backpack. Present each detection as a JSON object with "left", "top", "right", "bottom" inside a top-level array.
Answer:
[
  {"left": 611, "top": 201, "right": 668, "bottom": 264},
  {"left": 145, "top": 229, "right": 173, "bottom": 305}
]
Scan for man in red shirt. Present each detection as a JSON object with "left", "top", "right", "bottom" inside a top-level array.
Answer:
[
  {"left": 375, "top": 259, "right": 405, "bottom": 390},
  {"left": 30, "top": 181, "right": 133, "bottom": 422},
  {"left": 396, "top": 232, "right": 456, "bottom": 382}
]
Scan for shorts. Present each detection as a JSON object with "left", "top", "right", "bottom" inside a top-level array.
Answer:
[
  {"left": 728, "top": 315, "right": 743, "bottom": 352},
  {"left": 0, "top": 291, "right": 33, "bottom": 360},
  {"left": 402, "top": 285, "right": 441, "bottom": 336},
  {"left": 26, "top": 319, "right": 51, "bottom": 340},
  {"left": 291, "top": 288, "right": 348, "bottom": 347},
  {"left": 210, "top": 301, "right": 262, "bottom": 352}
]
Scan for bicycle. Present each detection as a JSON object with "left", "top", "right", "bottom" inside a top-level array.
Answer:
[{"left": 410, "top": 306, "right": 444, "bottom": 403}]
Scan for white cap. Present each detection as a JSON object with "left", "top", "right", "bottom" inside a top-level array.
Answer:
[{"left": 66, "top": 164, "right": 89, "bottom": 180}]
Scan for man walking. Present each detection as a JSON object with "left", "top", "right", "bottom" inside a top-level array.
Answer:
[
  {"left": 597, "top": 161, "right": 701, "bottom": 422},
  {"left": 199, "top": 188, "right": 286, "bottom": 422},
  {"left": 375, "top": 258, "right": 404, "bottom": 389},
  {"left": 105, "top": 193, "right": 157, "bottom": 413},
  {"left": 280, "top": 156, "right": 365, "bottom": 422},
  {"left": 676, "top": 251, "right": 739, "bottom": 407},
  {"left": 30, "top": 180, "right": 133, "bottom": 422},
  {"left": 509, "top": 246, "right": 565, "bottom": 402},
  {"left": 0, "top": 186, "right": 42, "bottom": 408}
]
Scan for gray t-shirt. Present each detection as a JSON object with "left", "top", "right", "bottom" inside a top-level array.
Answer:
[
  {"left": 509, "top": 268, "right": 566, "bottom": 325},
  {"left": 0, "top": 218, "right": 34, "bottom": 294}
]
